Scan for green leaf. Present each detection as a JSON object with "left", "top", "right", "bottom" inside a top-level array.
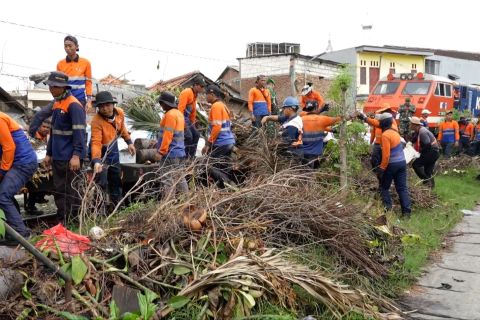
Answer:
[
  {"left": 121, "top": 312, "right": 140, "bottom": 320},
  {"left": 173, "top": 265, "right": 190, "bottom": 275},
  {"left": 22, "top": 278, "right": 32, "bottom": 300},
  {"left": 137, "top": 291, "right": 157, "bottom": 320},
  {"left": 144, "top": 289, "right": 158, "bottom": 303},
  {"left": 216, "top": 252, "right": 227, "bottom": 265},
  {"left": 16, "top": 307, "right": 32, "bottom": 320},
  {"left": 71, "top": 256, "right": 88, "bottom": 285},
  {"left": 0, "top": 208, "right": 5, "bottom": 238},
  {"left": 56, "top": 311, "right": 89, "bottom": 320},
  {"left": 109, "top": 300, "right": 121, "bottom": 320},
  {"left": 238, "top": 291, "right": 256, "bottom": 309},
  {"left": 167, "top": 295, "right": 191, "bottom": 309}
]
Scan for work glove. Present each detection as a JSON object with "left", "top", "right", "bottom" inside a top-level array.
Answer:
[
  {"left": 375, "top": 168, "right": 384, "bottom": 181},
  {"left": 321, "top": 103, "right": 330, "bottom": 113}
]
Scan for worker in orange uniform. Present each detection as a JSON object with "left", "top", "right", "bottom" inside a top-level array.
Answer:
[
  {"left": 299, "top": 101, "right": 341, "bottom": 169},
  {"left": 437, "top": 110, "right": 459, "bottom": 158},
  {"left": 248, "top": 75, "right": 271, "bottom": 128},
  {"left": 57, "top": 35, "right": 92, "bottom": 110},
  {"left": 154, "top": 92, "right": 188, "bottom": 196},
  {"left": 90, "top": 91, "right": 136, "bottom": 209},
  {"left": 376, "top": 113, "right": 411, "bottom": 218},
  {"left": 356, "top": 107, "right": 398, "bottom": 168},
  {"left": 30, "top": 36, "right": 92, "bottom": 140},
  {"left": 0, "top": 113, "right": 38, "bottom": 245},
  {"left": 43, "top": 71, "right": 87, "bottom": 223},
  {"left": 300, "top": 82, "right": 325, "bottom": 113},
  {"left": 458, "top": 116, "right": 474, "bottom": 154},
  {"left": 471, "top": 119, "right": 480, "bottom": 156},
  {"left": 178, "top": 77, "right": 206, "bottom": 159},
  {"left": 202, "top": 84, "right": 236, "bottom": 187}
]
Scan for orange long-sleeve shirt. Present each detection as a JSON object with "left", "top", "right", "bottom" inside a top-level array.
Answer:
[
  {"left": 437, "top": 120, "right": 459, "bottom": 143},
  {"left": 0, "top": 114, "right": 19, "bottom": 172},
  {"left": 177, "top": 87, "right": 197, "bottom": 123},
  {"left": 158, "top": 108, "right": 185, "bottom": 156},
  {"left": 90, "top": 107, "right": 131, "bottom": 162},
  {"left": 57, "top": 55, "right": 92, "bottom": 103},
  {"left": 380, "top": 129, "right": 404, "bottom": 170},
  {"left": 208, "top": 101, "right": 232, "bottom": 144},
  {"left": 248, "top": 87, "right": 271, "bottom": 114},
  {"left": 300, "top": 90, "right": 324, "bottom": 109},
  {"left": 460, "top": 123, "right": 474, "bottom": 138},
  {"left": 366, "top": 118, "right": 398, "bottom": 145}
]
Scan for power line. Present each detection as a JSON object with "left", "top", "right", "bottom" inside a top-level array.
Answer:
[
  {"left": 0, "top": 72, "right": 29, "bottom": 79},
  {"left": 0, "top": 19, "right": 297, "bottom": 73},
  {"left": 0, "top": 61, "right": 46, "bottom": 71},
  {"left": 0, "top": 19, "right": 234, "bottom": 64}
]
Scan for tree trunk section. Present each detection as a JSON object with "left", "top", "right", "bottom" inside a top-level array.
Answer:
[{"left": 339, "top": 89, "right": 348, "bottom": 192}]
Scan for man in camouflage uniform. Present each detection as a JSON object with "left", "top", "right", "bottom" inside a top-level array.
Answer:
[
  {"left": 265, "top": 78, "right": 278, "bottom": 138},
  {"left": 398, "top": 98, "right": 416, "bottom": 138}
]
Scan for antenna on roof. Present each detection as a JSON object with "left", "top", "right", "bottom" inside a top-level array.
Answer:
[{"left": 326, "top": 34, "right": 333, "bottom": 53}]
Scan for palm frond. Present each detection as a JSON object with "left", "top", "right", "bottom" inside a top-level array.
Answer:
[{"left": 122, "top": 92, "right": 162, "bottom": 133}]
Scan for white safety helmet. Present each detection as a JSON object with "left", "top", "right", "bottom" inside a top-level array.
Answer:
[
  {"left": 421, "top": 109, "right": 431, "bottom": 115},
  {"left": 301, "top": 84, "right": 312, "bottom": 96}
]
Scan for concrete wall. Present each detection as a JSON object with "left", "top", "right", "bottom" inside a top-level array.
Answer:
[
  {"left": 240, "top": 74, "right": 333, "bottom": 110},
  {"left": 239, "top": 55, "right": 291, "bottom": 79},
  {"left": 239, "top": 55, "right": 340, "bottom": 110},
  {"left": 430, "top": 55, "right": 480, "bottom": 85}
]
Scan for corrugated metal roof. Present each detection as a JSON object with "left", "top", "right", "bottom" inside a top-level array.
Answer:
[
  {"left": 0, "top": 86, "right": 26, "bottom": 112},
  {"left": 148, "top": 71, "right": 214, "bottom": 92}
]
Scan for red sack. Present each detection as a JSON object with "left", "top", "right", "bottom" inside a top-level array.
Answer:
[{"left": 35, "top": 224, "right": 91, "bottom": 255}]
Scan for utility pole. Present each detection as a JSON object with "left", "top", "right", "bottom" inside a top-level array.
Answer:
[{"left": 289, "top": 57, "right": 296, "bottom": 96}]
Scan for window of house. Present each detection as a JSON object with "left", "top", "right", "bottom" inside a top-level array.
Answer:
[
  {"left": 425, "top": 60, "right": 440, "bottom": 75},
  {"left": 373, "top": 81, "right": 400, "bottom": 95},
  {"left": 389, "top": 68, "right": 396, "bottom": 74},
  {"left": 360, "top": 67, "right": 367, "bottom": 84}
]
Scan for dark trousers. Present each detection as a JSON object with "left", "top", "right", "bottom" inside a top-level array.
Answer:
[
  {"left": 302, "top": 154, "right": 321, "bottom": 169},
  {"left": 184, "top": 122, "right": 200, "bottom": 159},
  {"left": 252, "top": 115, "right": 268, "bottom": 128},
  {"left": 52, "top": 160, "right": 82, "bottom": 221},
  {"left": 159, "top": 157, "right": 188, "bottom": 197},
  {"left": 459, "top": 137, "right": 471, "bottom": 153},
  {"left": 209, "top": 144, "right": 234, "bottom": 188},
  {"left": 380, "top": 161, "right": 411, "bottom": 214},
  {"left": 96, "top": 164, "right": 122, "bottom": 205},
  {"left": 370, "top": 144, "right": 382, "bottom": 169},
  {"left": 441, "top": 142, "right": 454, "bottom": 158},
  {"left": 0, "top": 162, "right": 37, "bottom": 236},
  {"left": 412, "top": 148, "right": 439, "bottom": 186},
  {"left": 471, "top": 141, "right": 480, "bottom": 156}
]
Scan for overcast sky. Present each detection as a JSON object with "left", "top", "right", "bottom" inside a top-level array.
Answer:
[{"left": 0, "top": 0, "right": 477, "bottom": 92}]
